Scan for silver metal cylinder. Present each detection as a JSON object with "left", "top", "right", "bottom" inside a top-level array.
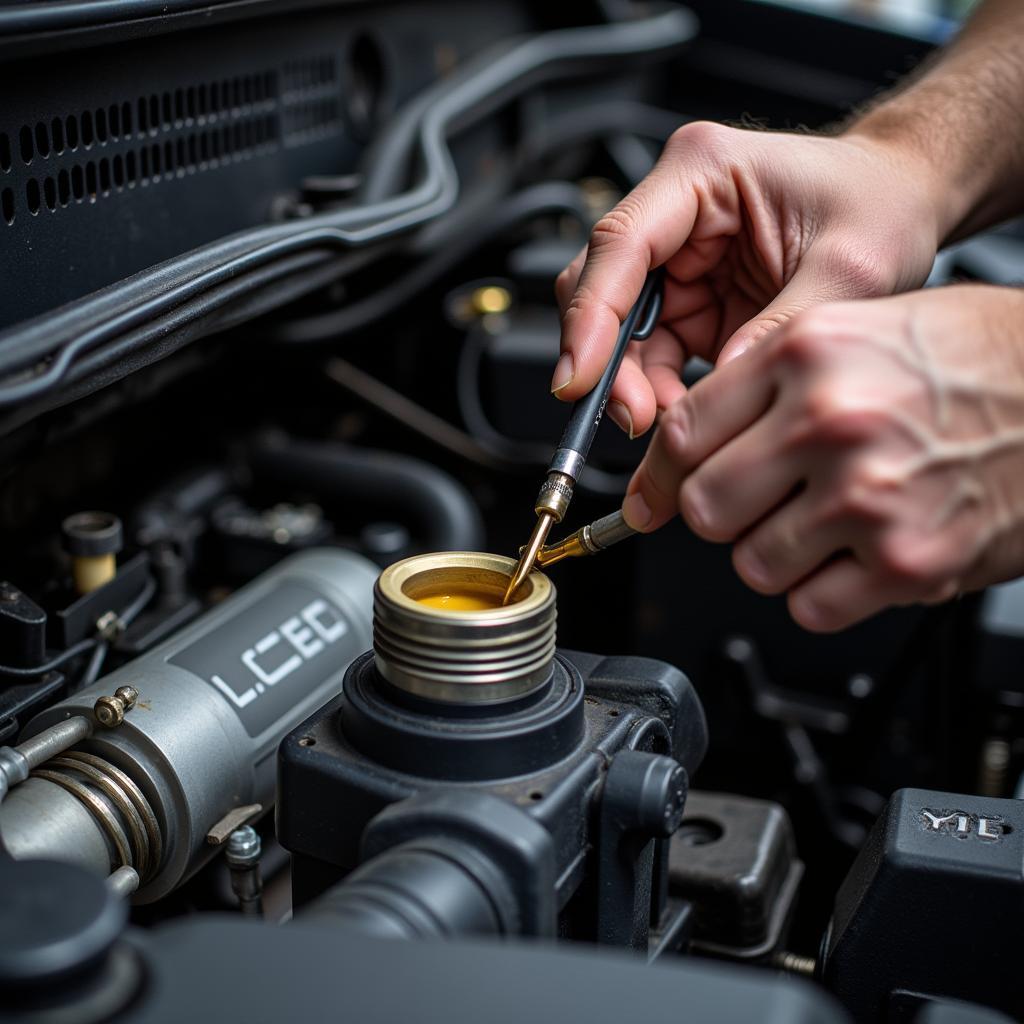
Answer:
[
  {"left": 373, "top": 551, "right": 556, "bottom": 705},
  {"left": 587, "top": 509, "right": 636, "bottom": 551},
  {"left": 0, "top": 549, "right": 376, "bottom": 902}
]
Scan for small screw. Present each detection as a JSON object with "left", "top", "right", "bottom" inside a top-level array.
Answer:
[
  {"left": 226, "top": 825, "right": 261, "bottom": 868},
  {"left": 95, "top": 610, "right": 126, "bottom": 641},
  {"left": 94, "top": 685, "right": 139, "bottom": 728}
]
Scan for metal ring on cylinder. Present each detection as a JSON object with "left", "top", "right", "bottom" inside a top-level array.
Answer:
[
  {"left": 30, "top": 749, "right": 162, "bottom": 883},
  {"left": 373, "top": 552, "right": 556, "bottom": 705}
]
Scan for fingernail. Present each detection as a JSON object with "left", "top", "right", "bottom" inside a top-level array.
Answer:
[
  {"left": 622, "top": 492, "right": 652, "bottom": 530},
  {"left": 550, "top": 352, "right": 574, "bottom": 393},
  {"left": 606, "top": 401, "right": 634, "bottom": 439}
]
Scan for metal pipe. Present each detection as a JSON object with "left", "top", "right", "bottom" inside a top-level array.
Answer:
[
  {"left": 0, "top": 550, "right": 377, "bottom": 901},
  {"left": 107, "top": 865, "right": 140, "bottom": 898},
  {"left": 18, "top": 716, "right": 93, "bottom": 769}
]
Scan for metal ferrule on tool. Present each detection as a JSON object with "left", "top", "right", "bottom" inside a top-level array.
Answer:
[
  {"left": 530, "top": 509, "right": 638, "bottom": 568},
  {"left": 503, "top": 269, "right": 664, "bottom": 604}
]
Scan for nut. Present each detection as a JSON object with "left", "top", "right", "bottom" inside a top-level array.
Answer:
[
  {"left": 114, "top": 685, "right": 139, "bottom": 708},
  {"left": 94, "top": 696, "right": 124, "bottom": 728},
  {"left": 95, "top": 611, "right": 125, "bottom": 642},
  {"left": 93, "top": 685, "right": 139, "bottom": 728}
]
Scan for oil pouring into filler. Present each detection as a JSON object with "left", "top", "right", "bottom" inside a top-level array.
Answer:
[{"left": 503, "top": 270, "right": 664, "bottom": 603}]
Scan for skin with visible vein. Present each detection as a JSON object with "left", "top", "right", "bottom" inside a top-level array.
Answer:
[{"left": 553, "top": 0, "right": 1024, "bottom": 631}]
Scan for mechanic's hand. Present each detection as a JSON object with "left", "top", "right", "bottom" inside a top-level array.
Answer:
[
  {"left": 620, "top": 284, "right": 1024, "bottom": 632},
  {"left": 552, "top": 121, "right": 942, "bottom": 438}
]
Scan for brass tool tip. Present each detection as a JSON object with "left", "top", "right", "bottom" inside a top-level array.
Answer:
[
  {"left": 503, "top": 513, "right": 555, "bottom": 605},
  {"left": 532, "top": 529, "right": 587, "bottom": 568}
]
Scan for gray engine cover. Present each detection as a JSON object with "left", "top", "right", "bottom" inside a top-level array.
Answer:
[{"left": 1, "top": 548, "right": 376, "bottom": 901}]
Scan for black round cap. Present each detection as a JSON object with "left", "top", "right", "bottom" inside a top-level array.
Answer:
[
  {"left": 636, "top": 760, "right": 689, "bottom": 838},
  {"left": 0, "top": 859, "right": 127, "bottom": 987},
  {"left": 61, "top": 511, "right": 123, "bottom": 558}
]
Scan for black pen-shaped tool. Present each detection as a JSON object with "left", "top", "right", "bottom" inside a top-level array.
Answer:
[{"left": 503, "top": 269, "right": 664, "bottom": 604}]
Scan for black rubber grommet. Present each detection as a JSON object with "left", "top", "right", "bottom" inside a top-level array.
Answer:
[{"left": 61, "top": 511, "right": 123, "bottom": 557}]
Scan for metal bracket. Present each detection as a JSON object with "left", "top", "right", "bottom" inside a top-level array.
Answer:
[{"left": 206, "top": 803, "right": 263, "bottom": 846}]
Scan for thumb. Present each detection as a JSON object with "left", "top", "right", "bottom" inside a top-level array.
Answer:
[{"left": 717, "top": 242, "right": 888, "bottom": 364}]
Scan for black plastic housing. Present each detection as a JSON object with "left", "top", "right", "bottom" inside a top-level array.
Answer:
[
  {"left": 823, "top": 788, "right": 1024, "bottom": 1021},
  {"left": 278, "top": 648, "right": 707, "bottom": 949},
  {"left": 669, "top": 791, "right": 803, "bottom": 959}
]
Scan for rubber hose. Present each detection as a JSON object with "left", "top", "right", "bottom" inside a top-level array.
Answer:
[
  {"left": 248, "top": 435, "right": 485, "bottom": 554},
  {"left": 303, "top": 840, "right": 509, "bottom": 940}
]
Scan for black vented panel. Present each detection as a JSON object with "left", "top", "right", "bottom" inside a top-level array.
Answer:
[
  {"left": 8, "top": 70, "right": 283, "bottom": 222},
  {"left": 0, "top": 1, "right": 532, "bottom": 331},
  {"left": 281, "top": 56, "right": 342, "bottom": 141}
]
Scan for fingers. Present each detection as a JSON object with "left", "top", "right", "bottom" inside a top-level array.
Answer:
[
  {"left": 554, "top": 141, "right": 709, "bottom": 401},
  {"left": 561, "top": 270, "right": 688, "bottom": 434},
  {"left": 731, "top": 488, "right": 854, "bottom": 595},
  {"left": 622, "top": 344, "right": 777, "bottom": 531},
  {"left": 678, "top": 409, "right": 802, "bottom": 542},
  {"left": 639, "top": 327, "right": 688, "bottom": 412},
  {"left": 787, "top": 556, "right": 888, "bottom": 632},
  {"left": 554, "top": 246, "right": 587, "bottom": 316},
  {"left": 606, "top": 355, "right": 657, "bottom": 439}
]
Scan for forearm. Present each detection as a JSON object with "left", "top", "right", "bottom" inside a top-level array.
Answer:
[{"left": 844, "top": 0, "right": 1024, "bottom": 245}]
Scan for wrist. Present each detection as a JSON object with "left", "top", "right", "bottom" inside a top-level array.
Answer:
[{"left": 840, "top": 109, "right": 960, "bottom": 249}]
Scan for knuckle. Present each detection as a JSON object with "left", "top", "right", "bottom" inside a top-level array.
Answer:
[
  {"left": 805, "top": 395, "right": 886, "bottom": 447},
  {"left": 589, "top": 205, "right": 640, "bottom": 251},
  {"left": 772, "top": 313, "right": 831, "bottom": 367},
  {"left": 666, "top": 119, "right": 729, "bottom": 157},
  {"left": 789, "top": 305, "right": 838, "bottom": 337},
  {"left": 800, "top": 385, "right": 843, "bottom": 426},
  {"left": 559, "top": 297, "right": 583, "bottom": 331},
  {"left": 824, "top": 240, "right": 891, "bottom": 297},
  {"left": 875, "top": 535, "right": 940, "bottom": 589},
  {"left": 835, "top": 461, "right": 902, "bottom": 520},
  {"left": 562, "top": 282, "right": 602, "bottom": 326},
  {"left": 732, "top": 538, "right": 785, "bottom": 594}
]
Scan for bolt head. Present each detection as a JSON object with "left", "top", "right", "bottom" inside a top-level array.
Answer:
[
  {"left": 93, "top": 696, "right": 124, "bottom": 728},
  {"left": 226, "top": 825, "right": 261, "bottom": 867},
  {"left": 114, "top": 686, "right": 138, "bottom": 709}
]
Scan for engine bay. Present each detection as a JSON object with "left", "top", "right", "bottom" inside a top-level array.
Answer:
[{"left": 1, "top": 2, "right": 1022, "bottom": 1021}]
